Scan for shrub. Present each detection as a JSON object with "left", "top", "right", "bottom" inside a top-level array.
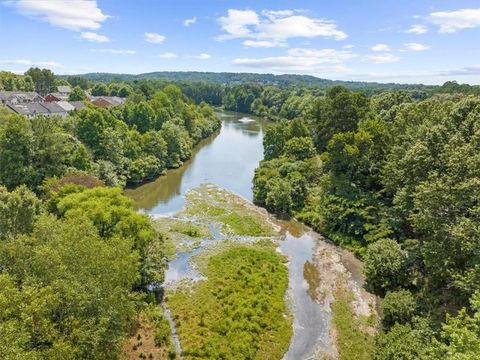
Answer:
[{"left": 381, "top": 290, "right": 417, "bottom": 327}]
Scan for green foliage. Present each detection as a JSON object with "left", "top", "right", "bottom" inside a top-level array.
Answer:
[
  {"left": 283, "top": 136, "right": 316, "bottom": 160},
  {"left": 24, "top": 67, "right": 56, "bottom": 95},
  {"left": 332, "top": 287, "right": 375, "bottom": 360},
  {"left": 381, "top": 290, "right": 417, "bottom": 327},
  {"left": 372, "top": 322, "right": 433, "bottom": 360},
  {"left": 56, "top": 187, "right": 165, "bottom": 287},
  {"left": 91, "top": 82, "right": 109, "bottom": 96},
  {"left": 0, "top": 185, "right": 42, "bottom": 240},
  {"left": 68, "top": 85, "right": 87, "bottom": 101},
  {"left": 168, "top": 246, "right": 291, "bottom": 359},
  {"left": 0, "top": 215, "right": 140, "bottom": 359},
  {"left": 0, "top": 71, "right": 35, "bottom": 91},
  {"left": 364, "top": 239, "right": 409, "bottom": 293}
]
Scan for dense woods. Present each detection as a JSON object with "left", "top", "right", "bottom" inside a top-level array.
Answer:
[
  {"left": 0, "top": 71, "right": 221, "bottom": 359},
  {"left": 252, "top": 86, "right": 480, "bottom": 358}
]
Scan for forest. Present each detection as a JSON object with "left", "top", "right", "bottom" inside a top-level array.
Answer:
[
  {"left": 252, "top": 87, "right": 480, "bottom": 358},
  {"left": 1, "top": 68, "right": 480, "bottom": 359}
]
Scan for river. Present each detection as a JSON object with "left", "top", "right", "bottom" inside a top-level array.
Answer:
[{"left": 125, "top": 110, "right": 363, "bottom": 359}]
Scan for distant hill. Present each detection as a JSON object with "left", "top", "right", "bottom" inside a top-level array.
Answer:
[{"left": 64, "top": 71, "right": 435, "bottom": 91}]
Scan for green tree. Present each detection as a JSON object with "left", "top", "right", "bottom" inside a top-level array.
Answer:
[
  {"left": 24, "top": 67, "right": 56, "bottom": 95},
  {"left": 381, "top": 290, "right": 417, "bottom": 327},
  {"left": 0, "top": 110, "right": 34, "bottom": 189},
  {"left": 68, "top": 85, "right": 87, "bottom": 101},
  {"left": 0, "top": 185, "right": 42, "bottom": 240},
  {"left": 364, "top": 239, "right": 409, "bottom": 293},
  {"left": 91, "top": 82, "right": 109, "bottom": 96}
]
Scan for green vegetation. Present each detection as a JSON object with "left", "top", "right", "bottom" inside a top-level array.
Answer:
[
  {"left": 182, "top": 185, "right": 276, "bottom": 236},
  {"left": 0, "top": 78, "right": 220, "bottom": 189},
  {"left": 0, "top": 173, "right": 167, "bottom": 359},
  {"left": 124, "top": 304, "right": 177, "bottom": 360},
  {"left": 252, "top": 86, "right": 480, "bottom": 358},
  {"left": 331, "top": 287, "right": 375, "bottom": 360},
  {"left": 167, "top": 246, "right": 291, "bottom": 359}
]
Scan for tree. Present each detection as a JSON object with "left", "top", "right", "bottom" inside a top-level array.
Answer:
[
  {"left": 433, "top": 291, "right": 480, "bottom": 359},
  {"left": 0, "top": 185, "right": 42, "bottom": 240},
  {"left": 24, "top": 67, "right": 56, "bottom": 95},
  {"left": 307, "top": 86, "right": 369, "bottom": 151},
  {"left": 90, "top": 82, "right": 109, "bottom": 96},
  {"left": 381, "top": 290, "right": 417, "bottom": 327},
  {"left": 0, "top": 110, "right": 34, "bottom": 189},
  {"left": 373, "top": 322, "right": 432, "bottom": 360},
  {"left": 283, "top": 137, "right": 316, "bottom": 160},
  {"left": 68, "top": 85, "right": 87, "bottom": 101},
  {"left": 0, "top": 215, "right": 139, "bottom": 359},
  {"left": 364, "top": 239, "right": 409, "bottom": 293},
  {"left": 56, "top": 187, "right": 165, "bottom": 287}
]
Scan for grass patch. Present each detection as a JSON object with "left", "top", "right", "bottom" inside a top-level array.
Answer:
[
  {"left": 181, "top": 185, "right": 276, "bottom": 237},
  {"left": 167, "top": 246, "right": 291, "bottom": 359},
  {"left": 219, "top": 212, "right": 273, "bottom": 236},
  {"left": 331, "top": 287, "right": 374, "bottom": 360}
]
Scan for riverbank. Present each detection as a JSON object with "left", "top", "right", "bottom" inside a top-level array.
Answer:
[{"left": 133, "top": 184, "right": 377, "bottom": 359}]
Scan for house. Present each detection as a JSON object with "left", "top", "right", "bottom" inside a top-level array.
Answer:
[
  {"left": 0, "top": 91, "right": 44, "bottom": 105},
  {"left": 91, "top": 96, "right": 126, "bottom": 108},
  {"left": 44, "top": 92, "right": 68, "bottom": 102},
  {"left": 6, "top": 100, "right": 86, "bottom": 118},
  {"left": 39, "top": 102, "right": 68, "bottom": 117},
  {"left": 68, "top": 101, "right": 86, "bottom": 110},
  {"left": 6, "top": 102, "right": 51, "bottom": 118},
  {"left": 57, "top": 85, "right": 72, "bottom": 95},
  {"left": 56, "top": 100, "right": 86, "bottom": 112}
]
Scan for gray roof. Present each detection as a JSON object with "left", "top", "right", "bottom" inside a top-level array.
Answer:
[
  {"left": 69, "top": 101, "right": 86, "bottom": 110},
  {"left": 6, "top": 102, "right": 50, "bottom": 116},
  {"left": 55, "top": 101, "right": 75, "bottom": 112},
  {"left": 0, "top": 91, "right": 43, "bottom": 102},
  {"left": 40, "top": 102, "right": 66, "bottom": 114},
  {"left": 47, "top": 92, "right": 69, "bottom": 100},
  {"left": 92, "top": 96, "right": 126, "bottom": 106},
  {"left": 57, "top": 85, "right": 72, "bottom": 94}
]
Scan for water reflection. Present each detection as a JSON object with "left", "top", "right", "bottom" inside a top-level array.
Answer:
[{"left": 125, "top": 111, "right": 269, "bottom": 214}]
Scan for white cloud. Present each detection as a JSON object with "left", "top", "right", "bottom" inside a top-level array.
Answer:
[
  {"left": 144, "top": 32, "right": 166, "bottom": 44},
  {"left": 404, "top": 42, "right": 430, "bottom": 51},
  {"left": 233, "top": 47, "right": 355, "bottom": 73},
  {"left": 4, "top": 0, "right": 109, "bottom": 31},
  {"left": 218, "top": 9, "right": 259, "bottom": 39},
  {"left": 371, "top": 43, "right": 391, "bottom": 52},
  {"left": 0, "top": 59, "right": 64, "bottom": 68},
  {"left": 343, "top": 44, "right": 355, "bottom": 49},
  {"left": 91, "top": 49, "right": 136, "bottom": 55},
  {"left": 429, "top": 8, "right": 480, "bottom": 33},
  {"left": 158, "top": 52, "right": 178, "bottom": 59},
  {"left": 184, "top": 17, "right": 196, "bottom": 26},
  {"left": 80, "top": 31, "right": 109, "bottom": 43},
  {"left": 217, "top": 9, "right": 347, "bottom": 47},
  {"left": 365, "top": 53, "right": 400, "bottom": 64},
  {"left": 242, "top": 39, "right": 284, "bottom": 48},
  {"left": 406, "top": 24, "right": 428, "bottom": 34},
  {"left": 195, "top": 53, "right": 211, "bottom": 60}
]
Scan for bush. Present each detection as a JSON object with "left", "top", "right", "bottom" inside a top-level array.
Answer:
[
  {"left": 381, "top": 290, "right": 417, "bottom": 327},
  {"left": 364, "top": 239, "right": 409, "bottom": 293}
]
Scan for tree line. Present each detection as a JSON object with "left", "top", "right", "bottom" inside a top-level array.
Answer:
[
  {"left": 0, "top": 75, "right": 221, "bottom": 358},
  {"left": 252, "top": 86, "right": 480, "bottom": 358}
]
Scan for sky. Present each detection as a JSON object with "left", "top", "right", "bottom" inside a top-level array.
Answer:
[{"left": 1, "top": 0, "right": 480, "bottom": 85}]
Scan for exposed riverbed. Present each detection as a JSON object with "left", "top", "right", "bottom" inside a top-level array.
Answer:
[{"left": 125, "top": 111, "right": 375, "bottom": 359}]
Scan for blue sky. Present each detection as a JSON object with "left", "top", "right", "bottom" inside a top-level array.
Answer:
[{"left": 1, "top": 0, "right": 480, "bottom": 84}]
